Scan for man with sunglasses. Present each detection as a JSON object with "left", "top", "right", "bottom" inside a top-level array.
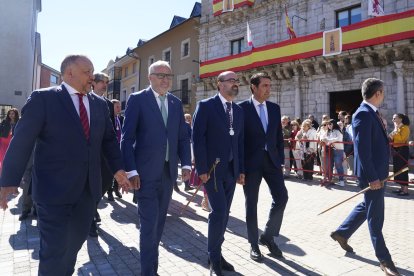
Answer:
[
  {"left": 193, "top": 71, "right": 245, "bottom": 276},
  {"left": 121, "top": 60, "right": 191, "bottom": 276}
]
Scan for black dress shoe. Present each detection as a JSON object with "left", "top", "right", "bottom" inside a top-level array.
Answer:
[
  {"left": 107, "top": 193, "right": 115, "bottom": 201},
  {"left": 220, "top": 256, "right": 234, "bottom": 271},
  {"left": 173, "top": 184, "right": 180, "bottom": 192},
  {"left": 208, "top": 256, "right": 234, "bottom": 271},
  {"left": 259, "top": 234, "right": 283, "bottom": 258},
  {"left": 114, "top": 190, "right": 123, "bottom": 198},
  {"left": 330, "top": 231, "right": 354, "bottom": 253},
  {"left": 209, "top": 262, "right": 223, "bottom": 276},
  {"left": 380, "top": 260, "right": 400, "bottom": 276},
  {"left": 184, "top": 184, "right": 194, "bottom": 191},
  {"left": 19, "top": 211, "right": 30, "bottom": 221},
  {"left": 250, "top": 244, "right": 263, "bottom": 262}
]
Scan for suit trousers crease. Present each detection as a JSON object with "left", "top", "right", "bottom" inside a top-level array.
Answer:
[
  {"left": 37, "top": 185, "right": 95, "bottom": 276},
  {"left": 137, "top": 162, "right": 173, "bottom": 276},
  {"left": 205, "top": 162, "right": 236, "bottom": 264},
  {"left": 244, "top": 152, "right": 288, "bottom": 244},
  {"left": 335, "top": 186, "right": 392, "bottom": 263}
]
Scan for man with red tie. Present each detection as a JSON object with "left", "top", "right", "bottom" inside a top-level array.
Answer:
[{"left": 0, "top": 55, "right": 132, "bottom": 275}]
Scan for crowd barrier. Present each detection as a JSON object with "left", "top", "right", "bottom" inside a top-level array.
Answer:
[{"left": 284, "top": 138, "right": 413, "bottom": 186}]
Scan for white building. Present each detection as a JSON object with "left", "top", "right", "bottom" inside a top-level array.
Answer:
[{"left": 0, "top": 0, "right": 42, "bottom": 119}]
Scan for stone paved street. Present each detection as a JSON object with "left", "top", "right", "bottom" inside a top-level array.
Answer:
[{"left": 1, "top": 174, "right": 413, "bottom": 275}]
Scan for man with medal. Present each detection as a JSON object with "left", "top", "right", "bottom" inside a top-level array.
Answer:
[{"left": 193, "top": 71, "right": 245, "bottom": 276}]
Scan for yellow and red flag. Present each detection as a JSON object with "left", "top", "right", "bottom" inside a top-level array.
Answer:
[{"left": 285, "top": 6, "right": 296, "bottom": 39}]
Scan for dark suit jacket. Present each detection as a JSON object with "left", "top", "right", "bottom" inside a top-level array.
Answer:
[
  {"left": 121, "top": 87, "right": 191, "bottom": 182},
  {"left": 192, "top": 94, "right": 244, "bottom": 179},
  {"left": 0, "top": 85, "right": 124, "bottom": 204},
  {"left": 352, "top": 102, "right": 390, "bottom": 188},
  {"left": 239, "top": 98, "right": 284, "bottom": 173},
  {"left": 0, "top": 120, "right": 17, "bottom": 137}
]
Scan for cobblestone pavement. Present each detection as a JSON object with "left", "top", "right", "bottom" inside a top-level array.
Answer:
[{"left": 1, "top": 174, "right": 413, "bottom": 275}]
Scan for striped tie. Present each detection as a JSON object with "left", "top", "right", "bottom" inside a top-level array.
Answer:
[{"left": 76, "top": 93, "right": 90, "bottom": 140}]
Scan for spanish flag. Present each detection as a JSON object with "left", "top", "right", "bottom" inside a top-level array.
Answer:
[{"left": 285, "top": 6, "right": 296, "bottom": 39}]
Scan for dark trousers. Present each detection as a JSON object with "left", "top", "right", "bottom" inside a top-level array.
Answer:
[
  {"left": 136, "top": 162, "right": 173, "bottom": 276},
  {"left": 205, "top": 162, "right": 236, "bottom": 264},
  {"left": 393, "top": 146, "right": 409, "bottom": 186},
  {"left": 243, "top": 152, "right": 288, "bottom": 245},
  {"left": 335, "top": 184, "right": 392, "bottom": 263},
  {"left": 36, "top": 186, "right": 95, "bottom": 276},
  {"left": 302, "top": 153, "right": 315, "bottom": 180}
]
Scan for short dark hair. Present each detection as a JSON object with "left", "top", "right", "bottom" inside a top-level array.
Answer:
[
  {"left": 250, "top": 73, "right": 271, "bottom": 93},
  {"left": 361, "top": 78, "right": 384, "bottom": 100},
  {"left": 94, "top": 72, "right": 109, "bottom": 82},
  {"left": 60, "top": 54, "right": 89, "bottom": 74}
]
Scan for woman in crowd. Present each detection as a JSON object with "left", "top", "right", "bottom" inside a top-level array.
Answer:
[
  {"left": 297, "top": 119, "right": 318, "bottom": 181},
  {"left": 0, "top": 108, "right": 20, "bottom": 171},
  {"left": 317, "top": 120, "right": 332, "bottom": 185},
  {"left": 389, "top": 113, "right": 410, "bottom": 196},
  {"left": 290, "top": 120, "right": 302, "bottom": 178},
  {"left": 325, "top": 120, "right": 345, "bottom": 186}
]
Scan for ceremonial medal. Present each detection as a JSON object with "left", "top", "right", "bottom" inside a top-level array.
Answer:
[{"left": 229, "top": 128, "right": 234, "bottom": 136}]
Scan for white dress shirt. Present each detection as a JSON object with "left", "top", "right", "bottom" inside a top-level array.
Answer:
[{"left": 62, "top": 82, "right": 90, "bottom": 123}]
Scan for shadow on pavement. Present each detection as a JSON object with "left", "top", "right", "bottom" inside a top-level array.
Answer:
[
  {"left": 8, "top": 220, "right": 40, "bottom": 260},
  {"left": 80, "top": 227, "right": 141, "bottom": 275}
]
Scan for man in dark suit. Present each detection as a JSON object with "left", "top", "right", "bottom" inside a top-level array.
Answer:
[
  {"left": 0, "top": 55, "right": 131, "bottom": 276},
  {"left": 193, "top": 71, "right": 245, "bottom": 276},
  {"left": 239, "top": 72, "right": 288, "bottom": 262},
  {"left": 88, "top": 72, "right": 116, "bottom": 237},
  {"left": 121, "top": 60, "right": 191, "bottom": 276},
  {"left": 111, "top": 99, "right": 124, "bottom": 199},
  {"left": 330, "top": 78, "right": 400, "bottom": 276}
]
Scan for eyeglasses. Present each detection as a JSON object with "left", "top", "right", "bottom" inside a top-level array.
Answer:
[
  {"left": 220, "top": 78, "right": 240, "bottom": 84},
  {"left": 151, "top": 73, "right": 174, "bottom": 80}
]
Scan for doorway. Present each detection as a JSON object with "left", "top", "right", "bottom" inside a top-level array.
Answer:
[{"left": 329, "top": 90, "right": 362, "bottom": 119}]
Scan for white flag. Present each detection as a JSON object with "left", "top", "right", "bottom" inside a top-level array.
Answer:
[
  {"left": 247, "top": 21, "right": 253, "bottom": 48},
  {"left": 368, "top": 0, "right": 384, "bottom": 17}
]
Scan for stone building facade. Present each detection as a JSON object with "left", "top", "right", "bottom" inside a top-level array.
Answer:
[{"left": 196, "top": 0, "right": 414, "bottom": 143}]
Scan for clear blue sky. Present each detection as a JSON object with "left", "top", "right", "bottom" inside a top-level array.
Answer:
[{"left": 38, "top": 0, "right": 200, "bottom": 72}]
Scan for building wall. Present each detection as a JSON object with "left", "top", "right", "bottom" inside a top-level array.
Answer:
[
  {"left": 40, "top": 64, "right": 61, "bottom": 88},
  {"left": 0, "top": 0, "right": 41, "bottom": 112},
  {"left": 197, "top": 0, "right": 414, "bottom": 141},
  {"left": 135, "top": 17, "right": 200, "bottom": 113}
]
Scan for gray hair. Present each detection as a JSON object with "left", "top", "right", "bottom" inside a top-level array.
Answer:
[
  {"left": 60, "top": 54, "right": 90, "bottom": 74},
  {"left": 148, "top": 60, "right": 171, "bottom": 75}
]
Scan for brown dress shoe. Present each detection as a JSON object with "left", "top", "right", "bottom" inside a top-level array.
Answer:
[
  {"left": 380, "top": 261, "right": 400, "bottom": 276},
  {"left": 330, "top": 232, "right": 354, "bottom": 253}
]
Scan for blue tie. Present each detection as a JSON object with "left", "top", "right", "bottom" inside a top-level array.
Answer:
[
  {"left": 159, "top": 95, "right": 169, "bottom": 161},
  {"left": 259, "top": 103, "right": 267, "bottom": 132}
]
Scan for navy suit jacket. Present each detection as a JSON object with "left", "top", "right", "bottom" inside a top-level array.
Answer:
[
  {"left": 352, "top": 102, "right": 390, "bottom": 189},
  {"left": 121, "top": 87, "right": 191, "bottom": 182},
  {"left": 192, "top": 94, "right": 244, "bottom": 179},
  {"left": 0, "top": 85, "right": 124, "bottom": 204},
  {"left": 239, "top": 98, "right": 284, "bottom": 173}
]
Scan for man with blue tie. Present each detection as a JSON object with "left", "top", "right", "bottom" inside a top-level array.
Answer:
[
  {"left": 0, "top": 55, "right": 131, "bottom": 275},
  {"left": 330, "top": 78, "right": 400, "bottom": 276},
  {"left": 193, "top": 71, "right": 245, "bottom": 276},
  {"left": 121, "top": 60, "right": 191, "bottom": 276},
  {"left": 239, "top": 72, "right": 288, "bottom": 262}
]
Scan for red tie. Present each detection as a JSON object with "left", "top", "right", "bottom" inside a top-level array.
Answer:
[{"left": 77, "top": 93, "right": 90, "bottom": 140}]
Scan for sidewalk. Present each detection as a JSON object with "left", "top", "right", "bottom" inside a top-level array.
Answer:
[{"left": 0, "top": 176, "right": 413, "bottom": 275}]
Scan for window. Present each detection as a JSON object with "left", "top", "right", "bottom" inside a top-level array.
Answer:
[
  {"left": 50, "top": 74, "right": 58, "bottom": 85},
  {"left": 148, "top": 56, "right": 155, "bottom": 67},
  {"left": 122, "top": 90, "right": 127, "bottom": 110},
  {"left": 231, "top": 38, "right": 245, "bottom": 55},
  {"left": 336, "top": 5, "right": 361, "bottom": 27},
  {"left": 181, "top": 79, "right": 189, "bottom": 105},
  {"left": 124, "top": 66, "right": 129, "bottom": 78},
  {"left": 132, "top": 62, "right": 137, "bottom": 74},
  {"left": 181, "top": 39, "right": 190, "bottom": 58},
  {"left": 164, "top": 51, "right": 170, "bottom": 63}
]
